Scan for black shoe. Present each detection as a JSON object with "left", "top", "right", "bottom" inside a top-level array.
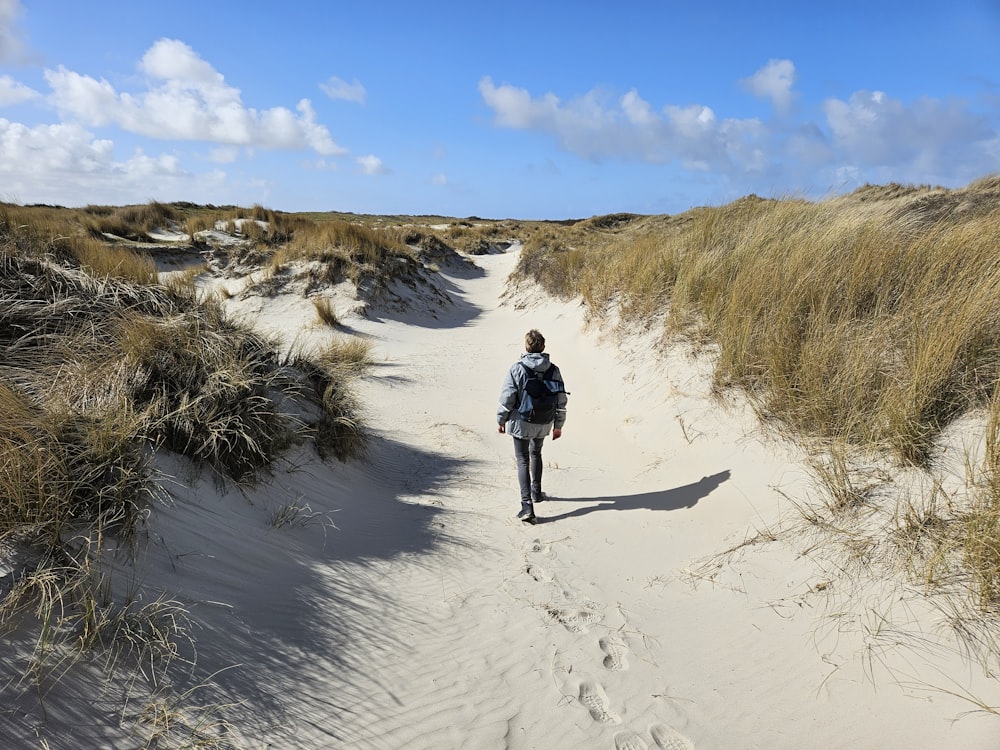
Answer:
[
  {"left": 517, "top": 508, "right": 537, "bottom": 524},
  {"left": 532, "top": 492, "right": 546, "bottom": 504}
]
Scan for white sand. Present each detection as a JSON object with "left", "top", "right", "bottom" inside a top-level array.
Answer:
[{"left": 6, "top": 245, "right": 1000, "bottom": 748}]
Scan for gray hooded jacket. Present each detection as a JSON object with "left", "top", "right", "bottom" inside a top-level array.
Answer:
[{"left": 497, "top": 352, "right": 568, "bottom": 439}]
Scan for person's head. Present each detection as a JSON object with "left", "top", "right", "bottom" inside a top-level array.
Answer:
[{"left": 525, "top": 329, "right": 545, "bottom": 353}]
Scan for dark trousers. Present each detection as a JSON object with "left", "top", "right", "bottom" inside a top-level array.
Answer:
[{"left": 513, "top": 436, "right": 545, "bottom": 510}]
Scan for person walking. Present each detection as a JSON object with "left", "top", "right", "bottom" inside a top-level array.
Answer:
[{"left": 497, "top": 329, "right": 568, "bottom": 524}]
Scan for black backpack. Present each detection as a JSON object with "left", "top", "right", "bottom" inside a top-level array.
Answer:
[{"left": 517, "top": 362, "right": 567, "bottom": 424}]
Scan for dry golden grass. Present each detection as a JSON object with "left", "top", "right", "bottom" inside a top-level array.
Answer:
[
  {"left": 0, "top": 207, "right": 372, "bottom": 730},
  {"left": 279, "top": 218, "right": 412, "bottom": 265},
  {"left": 288, "top": 338, "right": 371, "bottom": 461},
  {"left": 518, "top": 183, "right": 1000, "bottom": 466},
  {"left": 83, "top": 200, "right": 179, "bottom": 240},
  {"left": 0, "top": 381, "right": 149, "bottom": 549},
  {"left": 0, "top": 203, "right": 83, "bottom": 257},
  {"left": 963, "top": 389, "right": 1000, "bottom": 607},
  {"left": 63, "top": 235, "right": 158, "bottom": 284},
  {"left": 320, "top": 336, "right": 375, "bottom": 371},
  {"left": 312, "top": 296, "right": 340, "bottom": 327},
  {"left": 517, "top": 179, "right": 1000, "bottom": 612},
  {"left": 259, "top": 219, "right": 419, "bottom": 295},
  {"left": 185, "top": 213, "right": 220, "bottom": 235},
  {"left": 161, "top": 263, "right": 210, "bottom": 297}
]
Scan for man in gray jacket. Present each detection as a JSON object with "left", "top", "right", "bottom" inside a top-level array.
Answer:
[{"left": 497, "top": 329, "right": 568, "bottom": 524}]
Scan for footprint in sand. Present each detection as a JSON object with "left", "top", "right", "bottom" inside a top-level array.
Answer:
[
  {"left": 599, "top": 635, "right": 629, "bottom": 671},
  {"left": 650, "top": 723, "right": 694, "bottom": 750},
  {"left": 578, "top": 681, "right": 621, "bottom": 725},
  {"left": 525, "top": 563, "right": 553, "bottom": 583},
  {"left": 548, "top": 605, "right": 604, "bottom": 633},
  {"left": 530, "top": 538, "right": 554, "bottom": 558},
  {"left": 614, "top": 730, "right": 649, "bottom": 750}
]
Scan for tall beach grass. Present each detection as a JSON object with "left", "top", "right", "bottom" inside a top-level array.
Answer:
[
  {"left": 517, "top": 180, "right": 1000, "bottom": 465},
  {"left": 515, "top": 177, "right": 1000, "bottom": 612},
  {"left": 0, "top": 204, "right": 372, "bottom": 740}
]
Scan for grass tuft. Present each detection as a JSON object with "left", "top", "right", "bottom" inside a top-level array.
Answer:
[
  {"left": 287, "top": 338, "right": 373, "bottom": 461},
  {"left": 312, "top": 297, "right": 339, "bottom": 327}
]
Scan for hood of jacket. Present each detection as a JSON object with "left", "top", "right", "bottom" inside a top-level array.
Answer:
[{"left": 520, "top": 352, "right": 551, "bottom": 373}]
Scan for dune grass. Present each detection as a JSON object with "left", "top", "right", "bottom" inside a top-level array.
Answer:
[
  {"left": 312, "top": 296, "right": 340, "bottom": 327},
  {"left": 963, "top": 390, "right": 1000, "bottom": 607},
  {"left": 62, "top": 235, "right": 159, "bottom": 284},
  {"left": 515, "top": 176, "right": 1000, "bottom": 612},
  {"left": 272, "top": 218, "right": 414, "bottom": 278},
  {"left": 82, "top": 200, "right": 180, "bottom": 240},
  {"left": 517, "top": 181, "right": 1000, "bottom": 465},
  {"left": 288, "top": 337, "right": 374, "bottom": 461},
  {"left": 1, "top": 202, "right": 161, "bottom": 285},
  {"left": 0, "top": 206, "right": 374, "bottom": 742},
  {"left": 0, "top": 381, "right": 150, "bottom": 551}
]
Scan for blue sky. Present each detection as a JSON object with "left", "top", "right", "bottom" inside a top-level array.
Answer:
[{"left": 0, "top": 1, "right": 998, "bottom": 219}]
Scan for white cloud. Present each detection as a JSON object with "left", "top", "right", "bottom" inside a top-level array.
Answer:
[
  {"left": 0, "top": 117, "right": 239, "bottom": 206},
  {"left": 478, "top": 76, "right": 765, "bottom": 171},
  {"left": 431, "top": 172, "right": 447, "bottom": 185},
  {"left": 478, "top": 77, "right": 559, "bottom": 129},
  {"left": 621, "top": 89, "right": 655, "bottom": 125},
  {"left": 44, "top": 38, "right": 347, "bottom": 156},
  {"left": 741, "top": 59, "right": 797, "bottom": 114},
  {"left": 294, "top": 98, "right": 343, "bottom": 154},
  {"left": 0, "top": 73, "right": 37, "bottom": 104},
  {"left": 0, "top": 118, "right": 153, "bottom": 195},
  {"left": 479, "top": 68, "right": 1000, "bottom": 192},
  {"left": 0, "top": 37, "right": 365, "bottom": 207},
  {"left": 140, "top": 37, "right": 225, "bottom": 90},
  {"left": 44, "top": 67, "right": 118, "bottom": 126},
  {"left": 120, "top": 149, "right": 183, "bottom": 178},
  {"left": 356, "top": 154, "right": 386, "bottom": 175},
  {"left": 0, "top": 119, "right": 114, "bottom": 174},
  {"left": 663, "top": 104, "right": 716, "bottom": 136},
  {"left": 822, "top": 90, "right": 995, "bottom": 176},
  {"left": 320, "top": 76, "right": 366, "bottom": 104}
]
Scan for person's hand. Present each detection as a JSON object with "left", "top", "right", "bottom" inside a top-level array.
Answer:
[
  {"left": 552, "top": 427, "right": 562, "bottom": 440},
  {"left": 498, "top": 423, "right": 506, "bottom": 434}
]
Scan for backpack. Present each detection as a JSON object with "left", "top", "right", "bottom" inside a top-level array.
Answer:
[{"left": 517, "top": 362, "right": 567, "bottom": 424}]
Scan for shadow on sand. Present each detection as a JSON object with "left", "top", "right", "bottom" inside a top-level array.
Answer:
[
  {"left": 538, "top": 470, "right": 731, "bottom": 523},
  {"left": 362, "top": 258, "right": 487, "bottom": 330},
  {"left": 0, "top": 433, "right": 478, "bottom": 748}
]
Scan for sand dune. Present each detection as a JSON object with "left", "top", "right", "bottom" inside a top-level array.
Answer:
[{"left": 7, "top": 244, "right": 1000, "bottom": 748}]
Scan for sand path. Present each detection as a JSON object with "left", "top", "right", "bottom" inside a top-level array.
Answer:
[{"left": 234, "top": 246, "right": 997, "bottom": 749}]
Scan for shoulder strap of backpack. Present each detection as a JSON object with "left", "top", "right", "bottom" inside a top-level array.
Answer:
[{"left": 518, "top": 361, "right": 543, "bottom": 380}]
